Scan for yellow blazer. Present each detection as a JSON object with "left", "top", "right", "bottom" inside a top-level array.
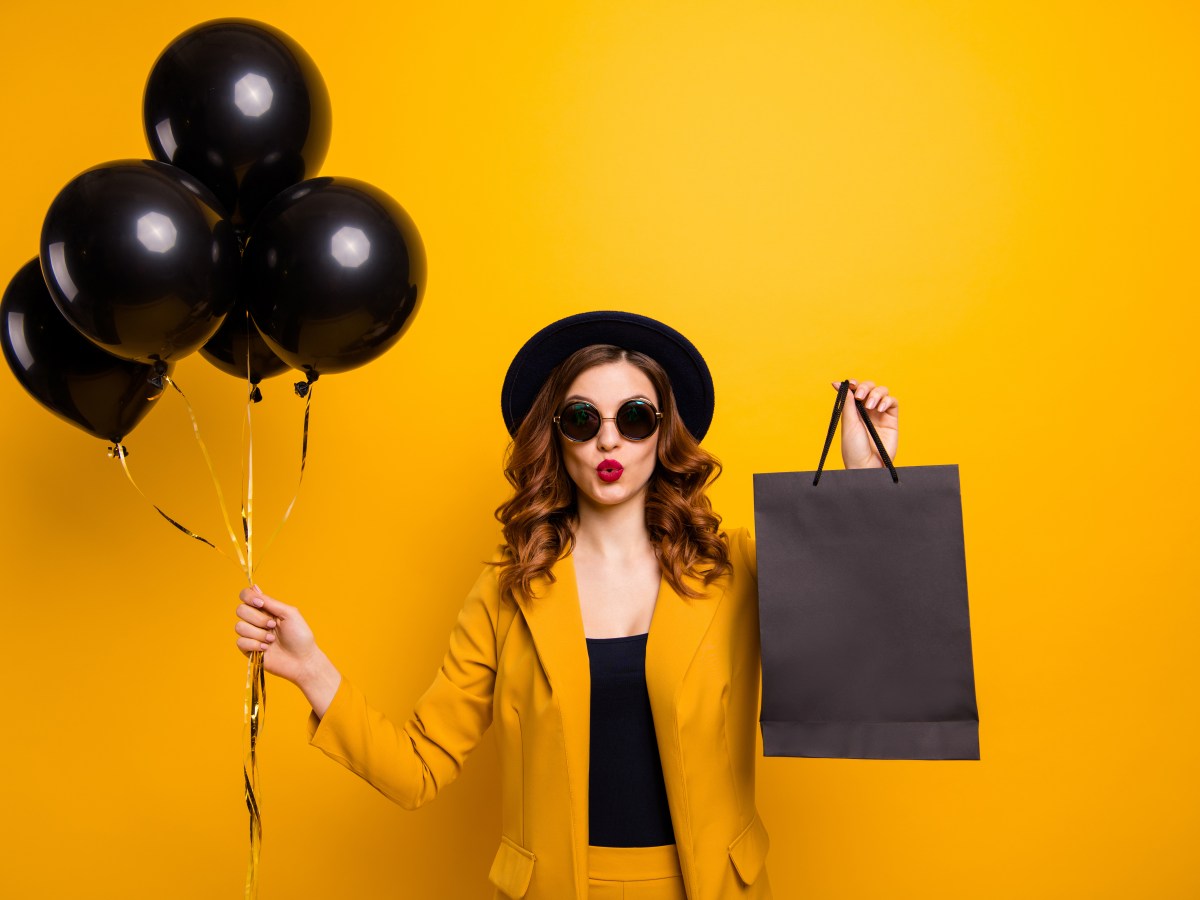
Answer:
[{"left": 308, "top": 526, "right": 772, "bottom": 899}]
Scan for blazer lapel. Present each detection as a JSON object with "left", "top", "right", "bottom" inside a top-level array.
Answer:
[
  {"left": 514, "top": 552, "right": 591, "bottom": 895},
  {"left": 645, "top": 568, "right": 726, "bottom": 709},
  {"left": 645, "top": 567, "right": 728, "bottom": 889}
]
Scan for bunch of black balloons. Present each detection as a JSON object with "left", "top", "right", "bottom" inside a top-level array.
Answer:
[{"left": 2, "top": 18, "right": 426, "bottom": 444}]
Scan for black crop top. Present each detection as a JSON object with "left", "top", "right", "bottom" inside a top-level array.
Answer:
[{"left": 585, "top": 632, "right": 676, "bottom": 847}]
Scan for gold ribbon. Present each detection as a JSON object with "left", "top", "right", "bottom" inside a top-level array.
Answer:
[
  {"left": 240, "top": 324, "right": 263, "bottom": 899},
  {"left": 255, "top": 379, "right": 315, "bottom": 566},
  {"left": 244, "top": 645, "right": 265, "bottom": 900},
  {"left": 162, "top": 375, "right": 247, "bottom": 571},
  {"left": 112, "top": 444, "right": 227, "bottom": 558},
  {"left": 110, "top": 356, "right": 316, "bottom": 900}
]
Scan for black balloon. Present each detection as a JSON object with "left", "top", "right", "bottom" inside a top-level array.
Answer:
[
  {"left": 143, "top": 19, "right": 332, "bottom": 229},
  {"left": 39, "top": 159, "right": 239, "bottom": 365},
  {"left": 2, "top": 259, "right": 168, "bottom": 443},
  {"left": 243, "top": 177, "right": 427, "bottom": 376},
  {"left": 200, "top": 298, "right": 291, "bottom": 383}
]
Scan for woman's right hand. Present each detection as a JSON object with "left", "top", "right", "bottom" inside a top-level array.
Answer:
[{"left": 235, "top": 586, "right": 343, "bottom": 718}]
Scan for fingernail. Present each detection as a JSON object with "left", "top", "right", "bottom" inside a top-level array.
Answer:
[
  {"left": 266, "top": 619, "right": 276, "bottom": 628},
  {"left": 252, "top": 597, "right": 264, "bottom": 608}
]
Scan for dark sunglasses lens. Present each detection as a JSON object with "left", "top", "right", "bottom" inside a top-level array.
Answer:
[
  {"left": 617, "top": 401, "right": 658, "bottom": 439},
  {"left": 559, "top": 403, "right": 600, "bottom": 441}
]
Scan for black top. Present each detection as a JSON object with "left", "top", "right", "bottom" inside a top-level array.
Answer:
[{"left": 585, "top": 632, "right": 676, "bottom": 847}]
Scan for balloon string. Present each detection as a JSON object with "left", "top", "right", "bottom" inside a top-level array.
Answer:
[
  {"left": 239, "top": 313, "right": 264, "bottom": 900},
  {"left": 162, "top": 374, "right": 248, "bottom": 573},
  {"left": 243, "top": 648, "right": 265, "bottom": 900},
  {"left": 112, "top": 443, "right": 247, "bottom": 570},
  {"left": 240, "top": 310, "right": 255, "bottom": 577},
  {"left": 240, "top": 388, "right": 250, "bottom": 564},
  {"left": 246, "top": 385, "right": 255, "bottom": 575},
  {"left": 114, "top": 360, "right": 310, "bottom": 900},
  {"left": 252, "top": 381, "right": 315, "bottom": 572}
]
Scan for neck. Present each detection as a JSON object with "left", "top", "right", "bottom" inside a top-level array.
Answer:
[{"left": 572, "top": 492, "right": 654, "bottom": 560}]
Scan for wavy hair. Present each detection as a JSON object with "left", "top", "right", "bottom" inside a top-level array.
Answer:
[{"left": 493, "top": 344, "right": 730, "bottom": 603}]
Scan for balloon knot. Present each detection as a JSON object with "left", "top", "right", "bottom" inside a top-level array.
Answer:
[
  {"left": 294, "top": 371, "right": 318, "bottom": 398},
  {"left": 107, "top": 444, "right": 128, "bottom": 459},
  {"left": 250, "top": 385, "right": 263, "bottom": 403}
]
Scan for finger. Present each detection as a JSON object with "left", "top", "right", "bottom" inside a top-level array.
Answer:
[
  {"left": 877, "top": 395, "right": 898, "bottom": 415},
  {"left": 256, "top": 594, "right": 294, "bottom": 618},
  {"left": 247, "top": 584, "right": 295, "bottom": 618},
  {"left": 236, "top": 636, "right": 272, "bottom": 655},
  {"left": 852, "top": 380, "right": 875, "bottom": 401},
  {"left": 864, "top": 386, "right": 888, "bottom": 409},
  {"left": 235, "top": 602, "right": 277, "bottom": 629},
  {"left": 840, "top": 390, "right": 865, "bottom": 429},
  {"left": 235, "top": 620, "right": 277, "bottom": 644}
]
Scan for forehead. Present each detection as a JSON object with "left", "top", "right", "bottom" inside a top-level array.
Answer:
[{"left": 563, "top": 360, "right": 658, "bottom": 406}]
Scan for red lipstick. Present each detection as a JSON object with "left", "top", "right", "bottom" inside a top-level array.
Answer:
[{"left": 597, "top": 459, "right": 624, "bottom": 483}]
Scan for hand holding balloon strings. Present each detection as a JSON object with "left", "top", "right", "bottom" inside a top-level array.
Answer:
[{"left": 4, "top": 17, "right": 427, "bottom": 900}]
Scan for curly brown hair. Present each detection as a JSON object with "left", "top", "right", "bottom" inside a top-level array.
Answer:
[{"left": 492, "top": 344, "right": 730, "bottom": 603}]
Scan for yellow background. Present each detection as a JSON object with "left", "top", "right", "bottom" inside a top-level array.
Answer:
[{"left": 1, "top": 1, "right": 1195, "bottom": 897}]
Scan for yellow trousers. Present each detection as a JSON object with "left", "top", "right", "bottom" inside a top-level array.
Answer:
[{"left": 587, "top": 844, "right": 688, "bottom": 899}]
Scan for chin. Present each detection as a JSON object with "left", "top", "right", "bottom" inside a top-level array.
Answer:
[{"left": 589, "top": 477, "right": 650, "bottom": 507}]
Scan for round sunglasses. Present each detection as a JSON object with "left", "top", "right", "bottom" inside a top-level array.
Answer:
[{"left": 554, "top": 399, "right": 662, "bottom": 442}]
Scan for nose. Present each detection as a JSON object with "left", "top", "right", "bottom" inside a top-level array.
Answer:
[{"left": 595, "top": 416, "right": 622, "bottom": 452}]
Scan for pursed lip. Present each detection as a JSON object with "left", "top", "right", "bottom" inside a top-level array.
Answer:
[{"left": 597, "top": 459, "right": 624, "bottom": 482}]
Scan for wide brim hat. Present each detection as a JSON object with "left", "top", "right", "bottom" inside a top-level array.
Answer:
[{"left": 501, "top": 310, "right": 715, "bottom": 441}]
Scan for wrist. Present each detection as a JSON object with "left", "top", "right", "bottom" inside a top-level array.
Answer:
[{"left": 297, "top": 648, "right": 341, "bottom": 714}]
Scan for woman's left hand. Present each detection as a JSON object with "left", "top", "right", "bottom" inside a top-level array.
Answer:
[{"left": 829, "top": 379, "right": 898, "bottom": 469}]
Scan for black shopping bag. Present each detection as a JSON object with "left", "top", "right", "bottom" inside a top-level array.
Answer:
[{"left": 753, "top": 380, "right": 979, "bottom": 760}]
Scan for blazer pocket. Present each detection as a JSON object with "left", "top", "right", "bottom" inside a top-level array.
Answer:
[
  {"left": 727, "top": 812, "right": 770, "bottom": 886},
  {"left": 488, "top": 835, "right": 536, "bottom": 898}
]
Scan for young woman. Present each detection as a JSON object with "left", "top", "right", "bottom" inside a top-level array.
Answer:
[{"left": 233, "top": 311, "right": 899, "bottom": 900}]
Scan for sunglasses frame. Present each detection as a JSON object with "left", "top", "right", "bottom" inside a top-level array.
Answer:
[{"left": 554, "top": 398, "right": 663, "bottom": 443}]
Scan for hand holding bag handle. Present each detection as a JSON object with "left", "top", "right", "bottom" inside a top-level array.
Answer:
[{"left": 814, "top": 379, "right": 899, "bottom": 485}]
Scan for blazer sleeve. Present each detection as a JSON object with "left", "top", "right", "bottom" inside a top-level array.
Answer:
[
  {"left": 306, "top": 561, "right": 501, "bottom": 811},
  {"left": 734, "top": 524, "right": 758, "bottom": 583}
]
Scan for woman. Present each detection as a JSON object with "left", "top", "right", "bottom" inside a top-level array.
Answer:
[{"left": 234, "top": 311, "right": 899, "bottom": 900}]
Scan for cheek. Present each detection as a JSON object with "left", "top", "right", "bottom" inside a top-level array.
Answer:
[
  {"left": 634, "top": 440, "right": 659, "bottom": 474},
  {"left": 559, "top": 442, "right": 588, "bottom": 479}
]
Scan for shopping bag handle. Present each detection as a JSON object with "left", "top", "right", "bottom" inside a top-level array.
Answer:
[{"left": 814, "top": 379, "right": 900, "bottom": 485}]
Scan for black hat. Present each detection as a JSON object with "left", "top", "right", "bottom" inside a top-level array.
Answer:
[{"left": 500, "top": 310, "right": 715, "bottom": 441}]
